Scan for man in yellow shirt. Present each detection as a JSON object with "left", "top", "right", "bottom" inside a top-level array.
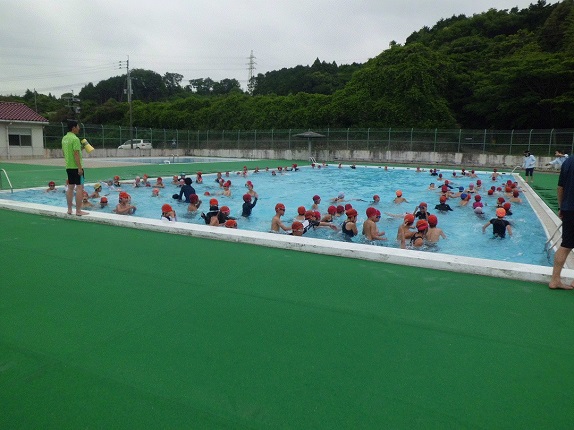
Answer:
[{"left": 62, "top": 120, "right": 88, "bottom": 215}]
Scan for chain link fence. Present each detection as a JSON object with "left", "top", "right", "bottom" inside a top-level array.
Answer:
[{"left": 44, "top": 123, "right": 574, "bottom": 156}]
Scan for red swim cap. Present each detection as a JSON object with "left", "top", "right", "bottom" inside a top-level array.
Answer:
[
  {"left": 292, "top": 221, "right": 304, "bottom": 231},
  {"left": 224, "top": 219, "right": 237, "bottom": 228},
  {"left": 346, "top": 209, "right": 358, "bottom": 217},
  {"left": 416, "top": 220, "right": 428, "bottom": 231},
  {"left": 366, "top": 207, "right": 378, "bottom": 218}
]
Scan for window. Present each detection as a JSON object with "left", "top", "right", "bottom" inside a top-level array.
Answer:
[{"left": 8, "top": 127, "right": 32, "bottom": 146}]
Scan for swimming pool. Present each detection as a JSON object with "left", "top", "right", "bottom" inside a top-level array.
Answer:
[
  {"left": 0, "top": 166, "right": 552, "bottom": 266},
  {"left": 107, "top": 156, "right": 250, "bottom": 164}
]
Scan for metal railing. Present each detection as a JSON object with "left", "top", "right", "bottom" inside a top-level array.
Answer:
[
  {"left": 43, "top": 124, "right": 574, "bottom": 156},
  {"left": 0, "top": 168, "right": 14, "bottom": 193}
]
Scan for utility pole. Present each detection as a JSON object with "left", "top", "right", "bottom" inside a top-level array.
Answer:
[
  {"left": 119, "top": 56, "right": 133, "bottom": 145},
  {"left": 247, "top": 50, "right": 256, "bottom": 95}
]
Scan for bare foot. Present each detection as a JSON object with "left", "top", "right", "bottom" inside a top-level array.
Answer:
[
  {"left": 67, "top": 211, "right": 72, "bottom": 215},
  {"left": 76, "top": 211, "right": 89, "bottom": 216},
  {"left": 549, "top": 282, "right": 574, "bottom": 290}
]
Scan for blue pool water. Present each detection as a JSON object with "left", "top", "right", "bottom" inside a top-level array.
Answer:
[
  {"left": 0, "top": 166, "right": 552, "bottom": 266},
  {"left": 108, "top": 156, "right": 249, "bottom": 164}
]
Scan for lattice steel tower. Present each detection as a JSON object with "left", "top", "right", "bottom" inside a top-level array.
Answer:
[{"left": 247, "top": 50, "right": 256, "bottom": 95}]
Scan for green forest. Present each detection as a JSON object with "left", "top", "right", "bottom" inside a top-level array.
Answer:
[{"left": 3, "top": 0, "right": 573, "bottom": 131}]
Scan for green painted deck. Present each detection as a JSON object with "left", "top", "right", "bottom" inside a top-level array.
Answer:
[{"left": 1, "top": 160, "right": 573, "bottom": 429}]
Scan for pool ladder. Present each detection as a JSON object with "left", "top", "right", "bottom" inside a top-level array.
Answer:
[
  {"left": 309, "top": 157, "right": 317, "bottom": 164},
  {"left": 0, "top": 168, "right": 14, "bottom": 193},
  {"left": 163, "top": 155, "right": 180, "bottom": 164}
]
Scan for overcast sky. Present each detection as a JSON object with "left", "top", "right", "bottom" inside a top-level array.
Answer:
[{"left": 0, "top": 0, "right": 553, "bottom": 97}]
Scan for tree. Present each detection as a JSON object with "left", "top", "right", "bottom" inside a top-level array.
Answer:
[
  {"left": 334, "top": 43, "right": 457, "bottom": 128},
  {"left": 538, "top": 0, "right": 574, "bottom": 52},
  {"left": 81, "top": 98, "right": 127, "bottom": 125},
  {"left": 130, "top": 69, "right": 166, "bottom": 102},
  {"left": 464, "top": 45, "right": 574, "bottom": 128},
  {"left": 163, "top": 72, "right": 184, "bottom": 97},
  {"left": 212, "top": 78, "right": 242, "bottom": 95}
]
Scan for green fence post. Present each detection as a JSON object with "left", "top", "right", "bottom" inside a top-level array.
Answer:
[
  {"left": 346, "top": 128, "right": 350, "bottom": 150},
  {"left": 367, "top": 127, "right": 370, "bottom": 151},
  {"left": 509, "top": 130, "right": 514, "bottom": 155}
]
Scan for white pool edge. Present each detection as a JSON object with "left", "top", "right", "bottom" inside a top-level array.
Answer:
[{"left": 1, "top": 197, "right": 571, "bottom": 285}]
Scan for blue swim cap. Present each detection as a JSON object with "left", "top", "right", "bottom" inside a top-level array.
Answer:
[
  {"left": 459, "top": 186, "right": 464, "bottom": 191},
  {"left": 460, "top": 193, "right": 468, "bottom": 200}
]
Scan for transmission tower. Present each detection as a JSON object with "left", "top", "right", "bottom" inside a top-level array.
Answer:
[{"left": 247, "top": 50, "right": 256, "bottom": 95}]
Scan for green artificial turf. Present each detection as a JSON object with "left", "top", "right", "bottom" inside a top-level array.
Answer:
[{"left": 1, "top": 209, "right": 573, "bottom": 429}]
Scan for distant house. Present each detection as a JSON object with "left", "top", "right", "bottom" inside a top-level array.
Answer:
[{"left": 0, "top": 102, "right": 49, "bottom": 159}]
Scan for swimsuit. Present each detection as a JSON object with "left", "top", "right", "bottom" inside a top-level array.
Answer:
[
  {"left": 490, "top": 218, "right": 510, "bottom": 238},
  {"left": 342, "top": 221, "right": 356, "bottom": 237}
]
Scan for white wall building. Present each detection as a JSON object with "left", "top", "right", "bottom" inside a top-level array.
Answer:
[{"left": 0, "top": 102, "right": 49, "bottom": 159}]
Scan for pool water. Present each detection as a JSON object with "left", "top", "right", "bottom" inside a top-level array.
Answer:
[
  {"left": 109, "top": 156, "right": 249, "bottom": 164},
  {"left": 0, "top": 166, "right": 552, "bottom": 266}
]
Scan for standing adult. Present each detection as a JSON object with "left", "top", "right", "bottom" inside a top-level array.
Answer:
[
  {"left": 522, "top": 150, "right": 536, "bottom": 183},
  {"left": 549, "top": 156, "right": 574, "bottom": 290},
  {"left": 546, "top": 150, "right": 568, "bottom": 169},
  {"left": 62, "top": 119, "right": 88, "bottom": 216}
]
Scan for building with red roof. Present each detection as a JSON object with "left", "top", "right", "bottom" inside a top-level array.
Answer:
[{"left": 0, "top": 102, "right": 49, "bottom": 159}]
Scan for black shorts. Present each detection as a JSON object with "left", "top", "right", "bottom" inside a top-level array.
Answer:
[
  {"left": 525, "top": 168, "right": 534, "bottom": 177},
  {"left": 560, "top": 210, "right": 574, "bottom": 249},
  {"left": 66, "top": 168, "right": 84, "bottom": 186}
]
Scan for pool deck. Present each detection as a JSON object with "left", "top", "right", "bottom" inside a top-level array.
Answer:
[{"left": 1, "top": 158, "right": 574, "bottom": 429}]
